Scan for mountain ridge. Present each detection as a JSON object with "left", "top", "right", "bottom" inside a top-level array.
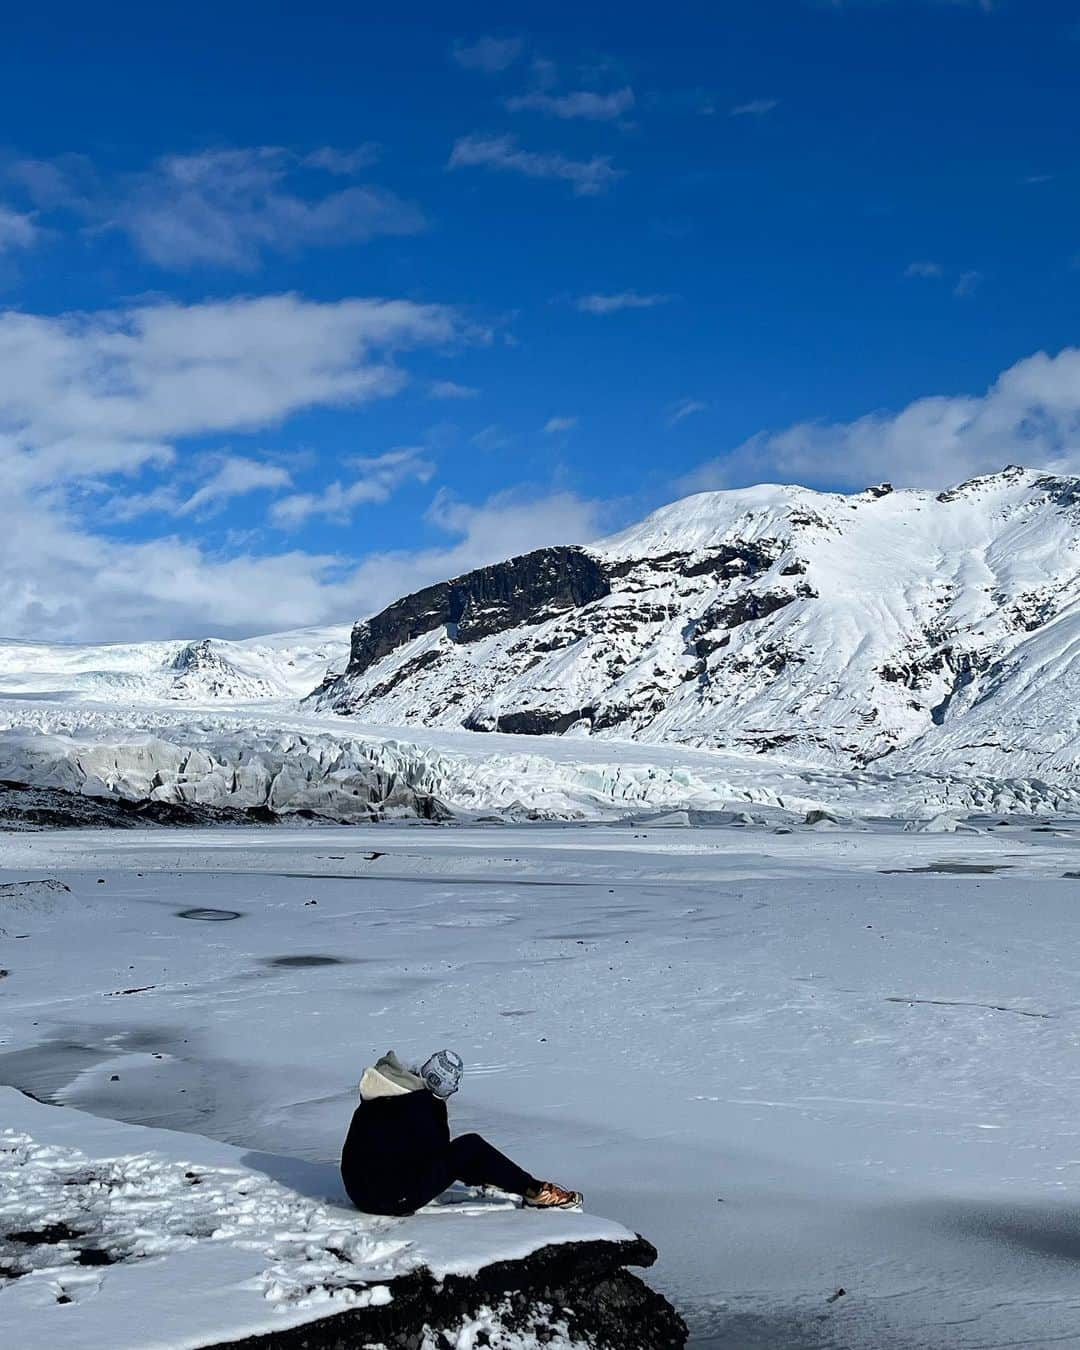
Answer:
[{"left": 313, "top": 466, "right": 1080, "bottom": 779}]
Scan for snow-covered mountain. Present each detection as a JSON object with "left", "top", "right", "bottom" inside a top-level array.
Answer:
[
  {"left": 0, "top": 626, "right": 351, "bottom": 705},
  {"left": 314, "top": 466, "right": 1080, "bottom": 779}
]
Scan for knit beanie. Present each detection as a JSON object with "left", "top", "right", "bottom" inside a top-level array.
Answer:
[{"left": 420, "top": 1049, "right": 464, "bottom": 1098}]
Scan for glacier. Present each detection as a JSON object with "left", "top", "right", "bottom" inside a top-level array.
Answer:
[{"left": 0, "top": 468, "right": 1077, "bottom": 823}]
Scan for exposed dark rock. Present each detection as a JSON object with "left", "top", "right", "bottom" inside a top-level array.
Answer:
[
  {"left": 204, "top": 1236, "right": 686, "bottom": 1350},
  {"left": 0, "top": 878, "right": 71, "bottom": 895},
  {"left": 1033, "top": 474, "right": 1080, "bottom": 509},
  {"left": 929, "top": 649, "right": 990, "bottom": 725},
  {"left": 864, "top": 482, "right": 893, "bottom": 498},
  {"left": 728, "top": 643, "right": 805, "bottom": 678},
  {"left": 748, "top": 733, "right": 799, "bottom": 752},
  {"left": 680, "top": 541, "right": 780, "bottom": 579},
  {"left": 788, "top": 509, "right": 831, "bottom": 529},
  {"left": 700, "top": 590, "right": 798, "bottom": 632},
  {"left": 878, "top": 647, "right": 990, "bottom": 724},
  {"left": 171, "top": 639, "right": 220, "bottom": 675},
  {"left": 337, "top": 548, "right": 610, "bottom": 682},
  {"left": 0, "top": 779, "right": 449, "bottom": 832},
  {"left": 0, "top": 780, "right": 272, "bottom": 830},
  {"left": 603, "top": 550, "right": 692, "bottom": 579},
  {"left": 363, "top": 649, "right": 446, "bottom": 701},
  {"left": 937, "top": 465, "right": 1028, "bottom": 503},
  {"left": 694, "top": 632, "right": 731, "bottom": 661},
  {"left": 1007, "top": 590, "right": 1060, "bottom": 633},
  {"left": 465, "top": 707, "right": 595, "bottom": 736},
  {"left": 2, "top": 1221, "right": 120, "bottom": 1276},
  {"left": 7, "top": 1222, "right": 85, "bottom": 1245}
]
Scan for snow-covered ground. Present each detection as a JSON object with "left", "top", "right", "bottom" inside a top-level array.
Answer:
[
  {"left": 3, "top": 819, "right": 1080, "bottom": 1347},
  {"left": 1, "top": 1087, "right": 627, "bottom": 1350}
]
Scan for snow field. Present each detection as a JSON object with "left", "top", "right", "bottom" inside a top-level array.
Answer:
[{"left": 2, "top": 820, "right": 1080, "bottom": 1345}]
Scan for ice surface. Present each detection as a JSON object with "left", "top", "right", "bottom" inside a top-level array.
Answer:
[{"left": 2, "top": 821, "right": 1080, "bottom": 1346}]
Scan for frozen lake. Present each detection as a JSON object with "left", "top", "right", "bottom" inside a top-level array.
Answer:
[{"left": 3, "top": 817, "right": 1080, "bottom": 1348}]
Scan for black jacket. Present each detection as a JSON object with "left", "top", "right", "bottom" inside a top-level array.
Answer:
[{"left": 341, "top": 1089, "right": 448, "bottom": 1213}]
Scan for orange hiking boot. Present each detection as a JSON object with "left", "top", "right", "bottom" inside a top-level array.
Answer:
[{"left": 524, "top": 1181, "right": 583, "bottom": 1209}]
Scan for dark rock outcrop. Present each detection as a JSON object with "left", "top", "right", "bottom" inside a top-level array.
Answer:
[
  {"left": 341, "top": 547, "right": 611, "bottom": 680},
  {"left": 0, "top": 778, "right": 449, "bottom": 831},
  {"left": 0, "top": 780, "right": 265, "bottom": 830},
  {"left": 205, "top": 1236, "right": 686, "bottom": 1350},
  {"left": 492, "top": 707, "right": 595, "bottom": 735},
  {"left": 697, "top": 589, "right": 799, "bottom": 637}
]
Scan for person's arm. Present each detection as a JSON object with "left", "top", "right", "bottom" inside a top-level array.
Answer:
[{"left": 423, "top": 1091, "right": 451, "bottom": 1148}]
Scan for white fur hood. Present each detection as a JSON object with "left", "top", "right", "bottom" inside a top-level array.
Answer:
[{"left": 358, "top": 1050, "right": 426, "bottom": 1101}]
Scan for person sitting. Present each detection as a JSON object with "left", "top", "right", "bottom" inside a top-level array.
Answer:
[{"left": 340, "top": 1049, "right": 582, "bottom": 1215}]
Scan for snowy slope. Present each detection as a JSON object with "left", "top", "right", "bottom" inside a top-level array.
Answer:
[
  {"left": 315, "top": 467, "right": 1080, "bottom": 779},
  {"left": 0, "top": 626, "right": 350, "bottom": 705}
]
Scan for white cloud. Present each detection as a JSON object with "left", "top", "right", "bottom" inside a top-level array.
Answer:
[
  {"left": 448, "top": 134, "right": 623, "bottom": 196},
  {"left": 451, "top": 36, "right": 523, "bottom": 72},
  {"left": 0, "top": 292, "right": 478, "bottom": 638},
  {"left": 0, "top": 293, "right": 458, "bottom": 490},
  {"left": 0, "top": 477, "right": 607, "bottom": 641},
  {"left": 104, "top": 455, "right": 294, "bottom": 522},
  {"left": 544, "top": 416, "right": 578, "bottom": 433},
  {"left": 681, "top": 347, "right": 1080, "bottom": 493},
  {"left": 730, "top": 98, "right": 779, "bottom": 117},
  {"left": 575, "top": 290, "right": 673, "bottom": 314},
  {"left": 13, "top": 147, "right": 425, "bottom": 270},
  {"left": 302, "top": 144, "right": 382, "bottom": 175},
  {"left": 953, "top": 268, "right": 983, "bottom": 297},
  {"left": 122, "top": 149, "right": 426, "bottom": 269},
  {"left": 421, "top": 487, "right": 604, "bottom": 571},
  {"left": 269, "top": 448, "right": 434, "bottom": 527},
  {"left": 178, "top": 456, "right": 293, "bottom": 516},
  {"left": 429, "top": 379, "right": 479, "bottom": 399},
  {"left": 667, "top": 397, "right": 708, "bottom": 426},
  {"left": 470, "top": 424, "right": 512, "bottom": 452},
  {"left": 506, "top": 87, "right": 635, "bottom": 122},
  {"left": 904, "top": 260, "right": 982, "bottom": 296},
  {"left": 0, "top": 205, "right": 37, "bottom": 252}
]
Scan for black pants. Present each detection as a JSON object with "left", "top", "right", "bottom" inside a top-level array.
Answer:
[{"left": 379, "top": 1133, "right": 538, "bottom": 1216}]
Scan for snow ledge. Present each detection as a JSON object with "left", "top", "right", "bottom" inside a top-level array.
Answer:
[{"left": 0, "top": 1090, "right": 685, "bottom": 1350}]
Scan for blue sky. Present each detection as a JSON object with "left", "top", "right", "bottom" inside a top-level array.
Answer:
[{"left": 2, "top": 0, "right": 1080, "bottom": 640}]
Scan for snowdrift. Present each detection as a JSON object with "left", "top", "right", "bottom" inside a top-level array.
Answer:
[{"left": 0, "top": 1090, "right": 684, "bottom": 1350}]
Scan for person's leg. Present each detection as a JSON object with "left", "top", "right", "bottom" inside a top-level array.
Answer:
[
  {"left": 447, "top": 1132, "right": 539, "bottom": 1197},
  {"left": 389, "top": 1150, "right": 458, "bottom": 1214}
]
